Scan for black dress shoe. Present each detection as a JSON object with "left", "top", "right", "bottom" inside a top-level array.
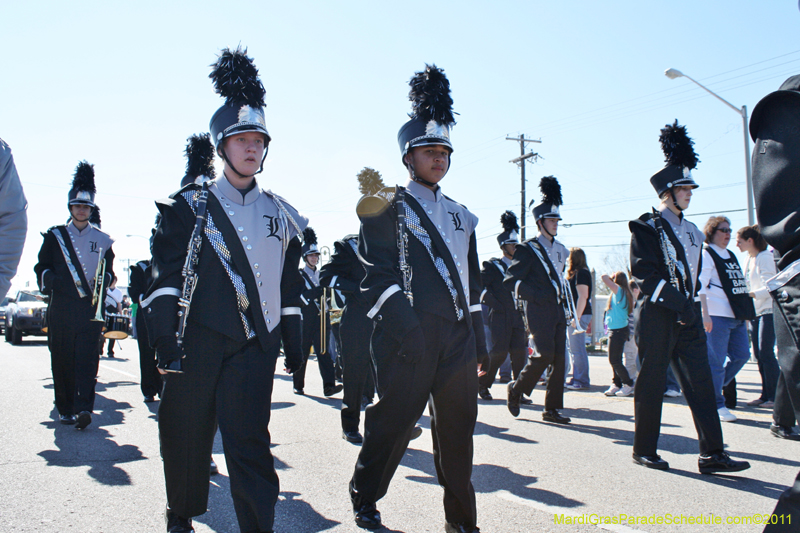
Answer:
[
  {"left": 478, "top": 387, "right": 493, "bottom": 401},
  {"left": 293, "top": 388, "right": 304, "bottom": 395},
  {"left": 698, "top": 451, "right": 751, "bottom": 474},
  {"left": 59, "top": 414, "right": 76, "bottom": 425},
  {"left": 771, "top": 423, "right": 800, "bottom": 440},
  {"left": 75, "top": 411, "right": 92, "bottom": 430},
  {"left": 519, "top": 395, "right": 533, "bottom": 405},
  {"left": 542, "top": 409, "right": 571, "bottom": 424},
  {"left": 410, "top": 425, "right": 423, "bottom": 440},
  {"left": 323, "top": 384, "right": 344, "bottom": 397},
  {"left": 632, "top": 453, "right": 669, "bottom": 470},
  {"left": 507, "top": 382, "right": 521, "bottom": 417},
  {"left": 349, "top": 482, "right": 382, "bottom": 530},
  {"left": 144, "top": 396, "right": 156, "bottom": 403},
  {"left": 210, "top": 459, "right": 219, "bottom": 475},
  {"left": 445, "top": 522, "right": 480, "bottom": 533},
  {"left": 166, "top": 508, "right": 194, "bottom": 532},
  {"left": 343, "top": 430, "right": 364, "bottom": 444}
]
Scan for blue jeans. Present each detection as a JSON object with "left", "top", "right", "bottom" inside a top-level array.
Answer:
[
  {"left": 567, "top": 314, "right": 592, "bottom": 387},
  {"left": 707, "top": 316, "right": 751, "bottom": 409}
]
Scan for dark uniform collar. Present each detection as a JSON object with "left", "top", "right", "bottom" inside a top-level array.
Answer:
[{"left": 406, "top": 179, "right": 442, "bottom": 203}]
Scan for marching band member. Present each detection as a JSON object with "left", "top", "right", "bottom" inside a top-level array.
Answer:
[
  {"left": 143, "top": 47, "right": 306, "bottom": 533},
  {"left": 349, "top": 64, "right": 487, "bottom": 533},
  {"left": 628, "top": 120, "right": 749, "bottom": 474},
  {"left": 504, "top": 177, "right": 572, "bottom": 424},
  {"left": 34, "top": 162, "right": 114, "bottom": 430}
]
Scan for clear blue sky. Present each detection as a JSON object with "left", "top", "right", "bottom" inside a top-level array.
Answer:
[{"left": 3, "top": 1, "right": 799, "bottom": 287}]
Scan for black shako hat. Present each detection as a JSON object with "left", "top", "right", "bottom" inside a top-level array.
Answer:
[
  {"left": 397, "top": 64, "right": 456, "bottom": 164},
  {"left": 68, "top": 161, "right": 97, "bottom": 209},
  {"left": 302, "top": 227, "right": 319, "bottom": 257},
  {"left": 209, "top": 46, "right": 270, "bottom": 175},
  {"left": 650, "top": 120, "right": 699, "bottom": 196},
  {"left": 181, "top": 133, "right": 217, "bottom": 187},
  {"left": 531, "top": 176, "right": 563, "bottom": 221},
  {"left": 497, "top": 210, "right": 520, "bottom": 246},
  {"left": 750, "top": 74, "right": 800, "bottom": 141}
]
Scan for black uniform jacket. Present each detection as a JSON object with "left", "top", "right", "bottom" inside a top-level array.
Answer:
[
  {"left": 502, "top": 239, "right": 561, "bottom": 308},
  {"left": 357, "top": 189, "right": 487, "bottom": 356},
  {"left": 128, "top": 259, "right": 152, "bottom": 343},
  {"left": 481, "top": 257, "right": 523, "bottom": 327},
  {"left": 629, "top": 212, "right": 700, "bottom": 314},
  {"left": 34, "top": 226, "right": 115, "bottom": 303},
  {"left": 144, "top": 184, "right": 305, "bottom": 357},
  {"left": 319, "top": 235, "right": 369, "bottom": 309}
]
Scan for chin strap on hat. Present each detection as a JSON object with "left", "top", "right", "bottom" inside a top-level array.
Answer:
[{"left": 218, "top": 147, "right": 268, "bottom": 179}]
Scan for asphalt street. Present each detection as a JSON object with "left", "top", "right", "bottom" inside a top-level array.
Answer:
[{"left": 0, "top": 336, "right": 795, "bottom": 533}]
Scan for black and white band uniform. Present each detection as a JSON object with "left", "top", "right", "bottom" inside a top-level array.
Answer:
[
  {"left": 34, "top": 161, "right": 114, "bottom": 431},
  {"left": 628, "top": 119, "right": 749, "bottom": 474},
  {"left": 349, "top": 64, "right": 488, "bottom": 533},
  {"left": 143, "top": 47, "right": 307, "bottom": 533},
  {"left": 128, "top": 259, "right": 160, "bottom": 402},
  {"left": 478, "top": 211, "right": 527, "bottom": 400},
  {"left": 319, "top": 234, "right": 375, "bottom": 443},
  {"left": 504, "top": 176, "right": 572, "bottom": 425}
]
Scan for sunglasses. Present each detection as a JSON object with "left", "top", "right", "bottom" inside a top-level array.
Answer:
[{"left": 716, "top": 228, "right": 732, "bottom": 234}]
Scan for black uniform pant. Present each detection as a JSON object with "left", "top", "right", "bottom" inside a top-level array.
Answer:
[
  {"left": 633, "top": 302, "right": 723, "bottom": 456},
  {"left": 47, "top": 297, "right": 103, "bottom": 416},
  {"left": 159, "top": 322, "right": 279, "bottom": 533},
  {"left": 293, "top": 312, "right": 335, "bottom": 390},
  {"left": 511, "top": 302, "right": 567, "bottom": 410},
  {"left": 339, "top": 303, "right": 374, "bottom": 432},
  {"left": 479, "top": 316, "right": 526, "bottom": 389},
  {"left": 135, "top": 312, "right": 160, "bottom": 399},
  {"left": 352, "top": 311, "right": 478, "bottom": 526}
]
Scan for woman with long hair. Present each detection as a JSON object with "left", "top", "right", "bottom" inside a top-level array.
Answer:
[
  {"left": 601, "top": 271, "right": 636, "bottom": 396},
  {"left": 565, "top": 248, "right": 593, "bottom": 390},
  {"left": 735, "top": 225, "right": 780, "bottom": 411}
]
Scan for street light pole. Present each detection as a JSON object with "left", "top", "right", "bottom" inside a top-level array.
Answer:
[{"left": 665, "top": 68, "right": 754, "bottom": 225}]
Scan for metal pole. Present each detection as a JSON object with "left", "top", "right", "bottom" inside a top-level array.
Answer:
[
  {"left": 520, "top": 135, "right": 526, "bottom": 240},
  {"left": 742, "top": 105, "right": 754, "bottom": 225}
]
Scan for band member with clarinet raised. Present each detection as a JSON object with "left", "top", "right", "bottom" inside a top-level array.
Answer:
[
  {"left": 142, "top": 47, "right": 307, "bottom": 533},
  {"left": 349, "top": 64, "right": 488, "bottom": 533},
  {"left": 477, "top": 210, "right": 527, "bottom": 401},
  {"left": 628, "top": 120, "right": 749, "bottom": 474},
  {"left": 295, "top": 226, "right": 342, "bottom": 397},
  {"left": 34, "top": 162, "right": 114, "bottom": 430},
  {"left": 504, "top": 177, "right": 572, "bottom": 425}
]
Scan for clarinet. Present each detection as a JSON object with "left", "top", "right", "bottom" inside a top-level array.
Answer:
[
  {"left": 176, "top": 183, "right": 210, "bottom": 348},
  {"left": 651, "top": 208, "right": 687, "bottom": 298},
  {"left": 395, "top": 187, "right": 414, "bottom": 306}
]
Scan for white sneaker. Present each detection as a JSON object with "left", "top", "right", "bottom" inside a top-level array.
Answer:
[
  {"left": 616, "top": 384, "right": 635, "bottom": 397},
  {"left": 604, "top": 386, "right": 621, "bottom": 396},
  {"left": 718, "top": 407, "right": 737, "bottom": 422},
  {"left": 664, "top": 389, "right": 683, "bottom": 398}
]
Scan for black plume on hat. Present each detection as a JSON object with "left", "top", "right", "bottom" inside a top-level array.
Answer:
[
  {"left": 659, "top": 120, "right": 699, "bottom": 170},
  {"left": 538, "top": 176, "right": 562, "bottom": 207},
  {"left": 500, "top": 210, "right": 519, "bottom": 232},
  {"left": 357, "top": 167, "right": 386, "bottom": 196},
  {"left": 408, "top": 64, "right": 456, "bottom": 126},
  {"left": 209, "top": 46, "right": 265, "bottom": 109},
  {"left": 303, "top": 227, "right": 317, "bottom": 246},
  {"left": 72, "top": 161, "right": 96, "bottom": 194},
  {"left": 182, "top": 133, "right": 216, "bottom": 186}
]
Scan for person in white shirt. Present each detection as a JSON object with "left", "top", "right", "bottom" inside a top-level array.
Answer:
[{"left": 698, "top": 216, "right": 756, "bottom": 423}]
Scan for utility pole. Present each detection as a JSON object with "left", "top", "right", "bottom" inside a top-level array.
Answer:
[{"left": 507, "top": 135, "right": 541, "bottom": 240}]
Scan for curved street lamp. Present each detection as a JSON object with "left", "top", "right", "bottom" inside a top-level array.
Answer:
[{"left": 665, "top": 68, "right": 754, "bottom": 225}]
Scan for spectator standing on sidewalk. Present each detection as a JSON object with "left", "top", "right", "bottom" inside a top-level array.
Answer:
[
  {"left": 601, "top": 272, "right": 636, "bottom": 397},
  {"left": 565, "top": 248, "right": 592, "bottom": 391}
]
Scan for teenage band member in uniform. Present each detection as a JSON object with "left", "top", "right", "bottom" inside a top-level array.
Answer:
[
  {"left": 34, "top": 162, "right": 114, "bottom": 430},
  {"left": 349, "top": 65, "right": 488, "bottom": 533},
  {"left": 750, "top": 75, "right": 800, "bottom": 530},
  {"left": 143, "top": 47, "right": 306, "bottom": 533},
  {"left": 504, "top": 177, "right": 572, "bottom": 425},
  {"left": 129, "top": 256, "right": 160, "bottom": 402},
  {"left": 320, "top": 231, "right": 374, "bottom": 443},
  {"left": 478, "top": 210, "right": 527, "bottom": 401},
  {"left": 295, "top": 227, "right": 342, "bottom": 397},
  {"left": 628, "top": 120, "right": 749, "bottom": 474}
]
